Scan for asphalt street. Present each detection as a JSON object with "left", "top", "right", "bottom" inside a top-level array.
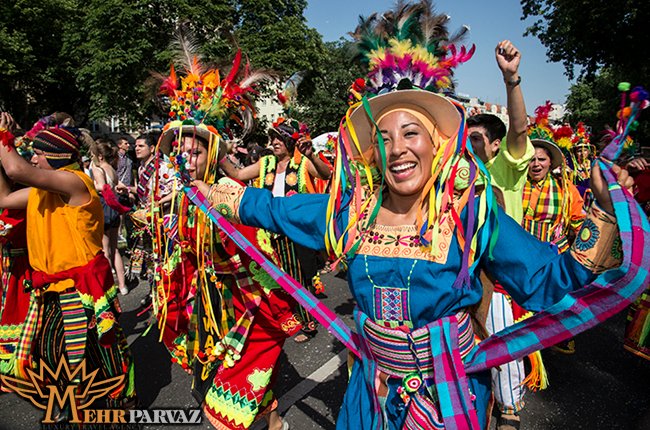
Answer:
[{"left": 1, "top": 267, "right": 649, "bottom": 430}]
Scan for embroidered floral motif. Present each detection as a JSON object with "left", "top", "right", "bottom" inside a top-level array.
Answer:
[
  {"left": 575, "top": 219, "right": 600, "bottom": 251},
  {"left": 286, "top": 190, "right": 297, "bottom": 197},
  {"left": 264, "top": 172, "right": 275, "bottom": 187},
  {"left": 611, "top": 236, "right": 623, "bottom": 260},
  {"left": 214, "top": 203, "right": 233, "bottom": 218},
  {"left": 367, "top": 230, "right": 384, "bottom": 244},
  {"left": 286, "top": 172, "right": 298, "bottom": 186},
  {"left": 247, "top": 367, "right": 273, "bottom": 392}
]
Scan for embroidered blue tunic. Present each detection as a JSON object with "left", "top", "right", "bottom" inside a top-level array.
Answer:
[{"left": 227, "top": 186, "right": 617, "bottom": 430}]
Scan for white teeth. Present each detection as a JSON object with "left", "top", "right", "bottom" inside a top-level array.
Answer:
[{"left": 390, "top": 163, "right": 416, "bottom": 173}]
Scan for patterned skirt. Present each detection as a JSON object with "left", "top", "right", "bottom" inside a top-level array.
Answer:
[
  {"left": 270, "top": 235, "right": 318, "bottom": 332},
  {"left": 33, "top": 291, "right": 136, "bottom": 409}
]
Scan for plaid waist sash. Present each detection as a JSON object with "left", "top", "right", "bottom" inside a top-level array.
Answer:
[
  {"left": 356, "top": 308, "right": 481, "bottom": 430},
  {"left": 363, "top": 309, "right": 474, "bottom": 379}
]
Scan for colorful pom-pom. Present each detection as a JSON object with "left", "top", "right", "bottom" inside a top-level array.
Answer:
[
  {"left": 618, "top": 82, "right": 631, "bottom": 92},
  {"left": 292, "top": 132, "right": 299, "bottom": 139}
]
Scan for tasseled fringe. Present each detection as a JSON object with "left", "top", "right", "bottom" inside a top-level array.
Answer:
[
  {"left": 13, "top": 357, "right": 31, "bottom": 381},
  {"left": 521, "top": 350, "right": 548, "bottom": 391}
]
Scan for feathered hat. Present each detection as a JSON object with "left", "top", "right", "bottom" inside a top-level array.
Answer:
[
  {"left": 326, "top": 1, "right": 491, "bottom": 290},
  {"left": 153, "top": 25, "right": 275, "bottom": 167},
  {"left": 527, "top": 101, "right": 564, "bottom": 170}
]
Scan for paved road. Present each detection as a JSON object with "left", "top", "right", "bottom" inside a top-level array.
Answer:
[{"left": 1, "top": 268, "right": 649, "bottom": 429}]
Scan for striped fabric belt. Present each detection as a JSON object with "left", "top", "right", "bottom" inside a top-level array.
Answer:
[
  {"left": 363, "top": 309, "right": 474, "bottom": 379},
  {"left": 2, "top": 247, "right": 27, "bottom": 258}
]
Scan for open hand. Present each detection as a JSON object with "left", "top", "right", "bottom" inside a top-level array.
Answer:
[
  {"left": 591, "top": 162, "right": 635, "bottom": 215},
  {"left": 0, "top": 112, "right": 16, "bottom": 133},
  {"left": 496, "top": 40, "right": 521, "bottom": 82},
  {"left": 625, "top": 157, "right": 649, "bottom": 172}
]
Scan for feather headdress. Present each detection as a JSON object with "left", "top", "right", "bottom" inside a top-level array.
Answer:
[
  {"left": 151, "top": 23, "right": 277, "bottom": 155},
  {"left": 326, "top": 1, "right": 491, "bottom": 291},
  {"left": 348, "top": 0, "right": 474, "bottom": 97}
]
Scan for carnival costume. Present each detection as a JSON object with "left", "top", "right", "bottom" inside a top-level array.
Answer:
[
  {"left": 0, "top": 208, "right": 32, "bottom": 384},
  {"left": 522, "top": 106, "right": 586, "bottom": 253},
  {"left": 5, "top": 127, "right": 135, "bottom": 408},
  {"left": 203, "top": 4, "right": 650, "bottom": 429},
  {"left": 149, "top": 38, "right": 303, "bottom": 429},
  {"left": 257, "top": 118, "right": 322, "bottom": 336}
]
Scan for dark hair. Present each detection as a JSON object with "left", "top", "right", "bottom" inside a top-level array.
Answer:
[
  {"left": 268, "top": 129, "right": 296, "bottom": 154},
  {"left": 467, "top": 114, "right": 507, "bottom": 144},
  {"left": 135, "top": 133, "right": 159, "bottom": 148},
  {"left": 95, "top": 142, "right": 119, "bottom": 169}
]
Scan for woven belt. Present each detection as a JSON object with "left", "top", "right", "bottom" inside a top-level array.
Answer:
[
  {"left": 2, "top": 247, "right": 27, "bottom": 258},
  {"left": 363, "top": 309, "right": 474, "bottom": 379}
]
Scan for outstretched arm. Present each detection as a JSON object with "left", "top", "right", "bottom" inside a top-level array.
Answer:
[
  {"left": 496, "top": 40, "right": 528, "bottom": 159},
  {"left": 220, "top": 157, "right": 261, "bottom": 182}
]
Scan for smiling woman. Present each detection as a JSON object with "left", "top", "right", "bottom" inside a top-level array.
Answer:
[{"left": 203, "top": 2, "right": 649, "bottom": 430}]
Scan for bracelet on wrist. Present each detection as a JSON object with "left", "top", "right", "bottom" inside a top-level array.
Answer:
[{"left": 504, "top": 76, "right": 521, "bottom": 87}]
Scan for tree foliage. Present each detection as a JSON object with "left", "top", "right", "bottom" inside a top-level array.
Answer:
[
  {"left": 522, "top": 0, "right": 650, "bottom": 142},
  {"left": 0, "top": 0, "right": 326, "bottom": 130},
  {"left": 294, "top": 41, "right": 365, "bottom": 135}
]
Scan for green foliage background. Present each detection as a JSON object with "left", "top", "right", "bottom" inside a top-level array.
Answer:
[
  {"left": 521, "top": 0, "right": 650, "bottom": 145},
  {"left": 0, "top": 0, "right": 364, "bottom": 138}
]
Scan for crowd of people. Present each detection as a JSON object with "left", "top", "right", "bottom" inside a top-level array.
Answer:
[{"left": 0, "top": 2, "right": 649, "bottom": 430}]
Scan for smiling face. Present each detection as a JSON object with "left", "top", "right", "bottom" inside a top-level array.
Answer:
[
  {"left": 179, "top": 136, "right": 208, "bottom": 180},
  {"left": 529, "top": 146, "right": 552, "bottom": 182},
  {"left": 374, "top": 110, "right": 435, "bottom": 199}
]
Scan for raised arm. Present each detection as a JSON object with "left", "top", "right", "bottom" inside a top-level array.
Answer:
[
  {"left": 207, "top": 179, "right": 331, "bottom": 251},
  {"left": 496, "top": 40, "right": 528, "bottom": 159},
  {"left": 0, "top": 113, "right": 90, "bottom": 206},
  {"left": 296, "top": 137, "right": 332, "bottom": 180}
]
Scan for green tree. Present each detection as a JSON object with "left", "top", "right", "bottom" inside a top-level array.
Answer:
[
  {"left": 234, "top": 0, "right": 325, "bottom": 74},
  {"left": 522, "top": 0, "right": 650, "bottom": 142},
  {"left": 0, "top": 0, "right": 86, "bottom": 128},
  {"left": 67, "top": 0, "right": 235, "bottom": 126},
  {"left": 294, "top": 40, "right": 365, "bottom": 135}
]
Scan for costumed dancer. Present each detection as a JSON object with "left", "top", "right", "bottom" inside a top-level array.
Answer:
[
  {"left": 203, "top": 3, "right": 650, "bottom": 429},
  {"left": 220, "top": 95, "right": 332, "bottom": 343},
  {"left": 0, "top": 139, "right": 33, "bottom": 386},
  {"left": 620, "top": 96, "right": 650, "bottom": 360},
  {"left": 0, "top": 112, "right": 136, "bottom": 415},
  {"left": 523, "top": 103, "right": 586, "bottom": 253},
  {"left": 569, "top": 122, "right": 595, "bottom": 206},
  {"left": 149, "top": 34, "right": 302, "bottom": 430}
]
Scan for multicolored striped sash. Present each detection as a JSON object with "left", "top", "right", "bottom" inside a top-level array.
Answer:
[{"left": 363, "top": 309, "right": 474, "bottom": 379}]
